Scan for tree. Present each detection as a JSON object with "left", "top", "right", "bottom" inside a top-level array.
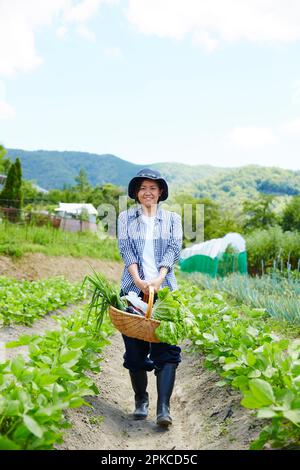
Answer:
[
  {"left": 0, "top": 158, "right": 23, "bottom": 221},
  {"left": 0, "top": 144, "right": 11, "bottom": 174},
  {"left": 214, "top": 211, "right": 244, "bottom": 238},
  {"left": 14, "top": 158, "right": 23, "bottom": 211},
  {"left": 242, "top": 195, "right": 277, "bottom": 232},
  {"left": 281, "top": 195, "right": 300, "bottom": 232},
  {"left": 79, "top": 207, "right": 89, "bottom": 232},
  {"left": 22, "top": 180, "right": 39, "bottom": 202},
  {"left": 171, "top": 193, "right": 224, "bottom": 243},
  {"left": 0, "top": 162, "right": 15, "bottom": 207},
  {"left": 74, "top": 168, "right": 91, "bottom": 194},
  {"left": 87, "top": 183, "right": 125, "bottom": 214}
]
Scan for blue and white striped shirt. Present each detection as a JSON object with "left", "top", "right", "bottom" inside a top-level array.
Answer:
[{"left": 118, "top": 204, "right": 183, "bottom": 294}]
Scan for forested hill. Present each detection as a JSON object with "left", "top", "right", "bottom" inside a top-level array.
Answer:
[
  {"left": 6, "top": 149, "right": 300, "bottom": 204},
  {"left": 6, "top": 149, "right": 143, "bottom": 189},
  {"left": 192, "top": 165, "right": 300, "bottom": 207},
  {"left": 6, "top": 148, "right": 225, "bottom": 190}
]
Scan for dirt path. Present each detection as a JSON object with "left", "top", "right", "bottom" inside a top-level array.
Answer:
[{"left": 57, "top": 334, "right": 262, "bottom": 451}]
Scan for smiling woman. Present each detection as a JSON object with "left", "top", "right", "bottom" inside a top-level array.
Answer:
[{"left": 117, "top": 167, "right": 183, "bottom": 428}]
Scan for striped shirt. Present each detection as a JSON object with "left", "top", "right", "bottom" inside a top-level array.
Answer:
[{"left": 118, "top": 204, "right": 183, "bottom": 294}]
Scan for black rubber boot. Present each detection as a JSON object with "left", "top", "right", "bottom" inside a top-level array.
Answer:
[
  {"left": 129, "top": 370, "right": 149, "bottom": 420},
  {"left": 156, "top": 363, "right": 177, "bottom": 427}
]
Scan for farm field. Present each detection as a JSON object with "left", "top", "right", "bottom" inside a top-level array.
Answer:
[{"left": 0, "top": 255, "right": 299, "bottom": 450}]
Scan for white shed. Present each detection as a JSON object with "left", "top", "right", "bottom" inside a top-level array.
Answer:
[{"left": 54, "top": 203, "right": 98, "bottom": 232}]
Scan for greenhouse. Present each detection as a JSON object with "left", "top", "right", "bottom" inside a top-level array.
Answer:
[{"left": 179, "top": 233, "right": 248, "bottom": 277}]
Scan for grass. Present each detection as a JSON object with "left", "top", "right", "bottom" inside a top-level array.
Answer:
[
  {"left": 0, "top": 221, "right": 120, "bottom": 260},
  {"left": 89, "top": 416, "right": 105, "bottom": 426}
]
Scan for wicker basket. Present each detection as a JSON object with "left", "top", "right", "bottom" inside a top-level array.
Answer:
[{"left": 109, "top": 286, "right": 161, "bottom": 343}]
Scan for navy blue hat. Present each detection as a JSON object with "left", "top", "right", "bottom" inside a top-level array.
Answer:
[{"left": 128, "top": 168, "right": 168, "bottom": 201}]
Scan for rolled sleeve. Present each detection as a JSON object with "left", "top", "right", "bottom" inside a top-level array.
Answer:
[
  {"left": 117, "top": 211, "right": 138, "bottom": 268},
  {"left": 158, "top": 212, "right": 183, "bottom": 272}
]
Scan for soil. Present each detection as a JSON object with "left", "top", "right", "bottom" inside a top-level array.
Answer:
[
  {"left": 0, "top": 252, "right": 122, "bottom": 283},
  {"left": 0, "top": 254, "right": 262, "bottom": 450}
]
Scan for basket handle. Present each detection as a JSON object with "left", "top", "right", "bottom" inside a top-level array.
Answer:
[{"left": 145, "top": 286, "right": 154, "bottom": 320}]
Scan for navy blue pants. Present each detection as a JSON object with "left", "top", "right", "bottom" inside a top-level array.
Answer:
[{"left": 120, "top": 290, "right": 181, "bottom": 373}]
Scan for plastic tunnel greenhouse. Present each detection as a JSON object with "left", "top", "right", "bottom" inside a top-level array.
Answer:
[{"left": 179, "top": 233, "right": 248, "bottom": 278}]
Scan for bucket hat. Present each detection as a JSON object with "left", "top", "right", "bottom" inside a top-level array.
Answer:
[{"left": 128, "top": 168, "right": 168, "bottom": 201}]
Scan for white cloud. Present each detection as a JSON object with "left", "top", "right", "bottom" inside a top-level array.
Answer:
[
  {"left": 0, "top": 0, "right": 64, "bottom": 77},
  {"left": 229, "top": 126, "right": 278, "bottom": 148},
  {"left": 228, "top": 117, "right": 300, "bottom": 153},
  {"left": 56, "top": 26, "right": 68, "bottom": 39},
  {"left": 64, "top": 0, "right": 113, "bottom": 41},
  {"left": 63, "top": 0, "right": 104, "bottom": 23},
  {"left": 192, "top": 31, "right": 219, "bottom": 53},
  {"left": 76, "top": 24, "right": 96, "bottom": 41},
  {"left": 0, "top": 0, "right": 113, "bottom": 78},
  {"left": 104, "top": 47, "right": 121, "bottom": 57},
  {"left": 127, "top": 0, "right": 300, "bottom": 51}
]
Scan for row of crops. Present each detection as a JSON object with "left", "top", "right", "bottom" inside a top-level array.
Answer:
[
  {"left": 179, "top": 279, "right": 300, "bottom": 449},
  {"left": 187, "top": 271, "right": 300, "bottom": 324},
  {"left": 0, "top": 275, "right": 113, "bottom": 449},
  {"left": 0, "top": 276, "right": 85, "bottom": 325},
  {"left": 1, "top": 273, "right": 300, "bottom": 449},
  {"left": 0, "top": 306, "right": 113, "bottom": 449}
]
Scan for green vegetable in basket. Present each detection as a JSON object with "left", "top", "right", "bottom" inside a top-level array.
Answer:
[
  {"left": 152, "top": 287, "right": 195, "bottom": 345},
  {"left": 83, "top": 269, "right": 126, "bottom": 331}
]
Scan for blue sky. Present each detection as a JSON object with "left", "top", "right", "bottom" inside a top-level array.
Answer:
[{"left": 1, "top": 0, "right": 300, "bottom": 170}]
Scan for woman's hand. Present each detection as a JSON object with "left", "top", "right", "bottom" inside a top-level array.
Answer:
[
  {"left": 135, "top": 278, "right": 150, "bottom": 295},
  {"left": 147, "top": 276, "right": 163, "bottom": 294},
  {"left": 147, "top": 268, "right": 167, "bottom": 293},
  {"left": 128, "top": 264, "right": 149, "bottom": 295}
]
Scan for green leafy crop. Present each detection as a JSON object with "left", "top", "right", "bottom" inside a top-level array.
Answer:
[{"left": 153, "top": 287, "right": 196, "bottom": 345}]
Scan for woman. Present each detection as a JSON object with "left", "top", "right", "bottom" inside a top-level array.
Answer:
[{"left": 117, "top": 168, "right": 183, "bottom": 427}]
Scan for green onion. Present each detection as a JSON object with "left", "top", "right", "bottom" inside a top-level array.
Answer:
[{"left": 83, "top": 268, "right": 126, "bottom": 331}]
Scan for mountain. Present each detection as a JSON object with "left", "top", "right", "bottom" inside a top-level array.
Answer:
[
  {"left": 151, "top": 162, "right": 228, "bottom": 192},
  {"left": 6, "top": 149, "right": 226, "bottom": 190},
  {"left": 5, "top": 149, "right": 300, "bottom": 207},
  {"left": 193, "top": 165, "right": 300, "bottom": 208},
  {"left": 6, "top": 149, "right": 144, "bottom": 190}
]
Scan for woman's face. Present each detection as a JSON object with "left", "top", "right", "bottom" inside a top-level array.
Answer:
[{"left": 136, "top": 179, "right": 162, "bottom": 207}]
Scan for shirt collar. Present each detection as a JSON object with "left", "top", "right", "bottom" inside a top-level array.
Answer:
[{"left": 129, "top": 203, "right": 163, "bottom": 221}]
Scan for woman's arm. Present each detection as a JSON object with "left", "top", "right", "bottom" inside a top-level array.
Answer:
[
  {"left": 118, "top": 211, "right": 149, "bottom": 294},
  {"left": 117, "top": 211, "right": 138, "bottom": 268},
  {"left": 157, "top": 212, "right": 183, "bottom": 272},
  {"left": 147, "top": 213, "right": 182, "bottom": 293},
  {"left": 128, "top": 263, "right": 149, "bottom": 294}
]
